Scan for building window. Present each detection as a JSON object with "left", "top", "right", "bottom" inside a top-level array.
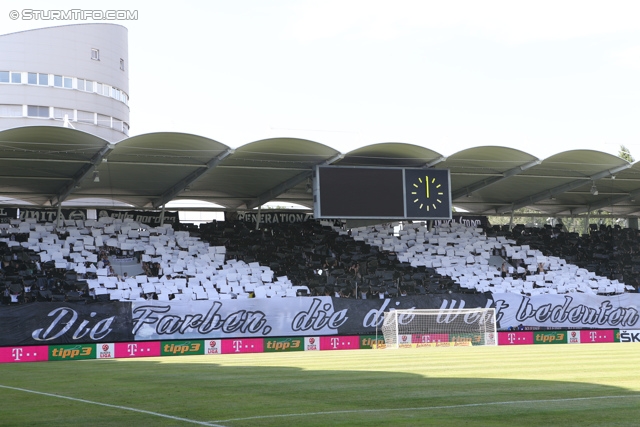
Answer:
[
  {"left": 0, "top": 104, "right": 22, "bottom": 117},
  {"left": 28, "top": 73, "right": 48, "bottom": 85},
  {"left": 53, "top": 107, "right": 74, "bottom": 120},
  {"left": 53, "top": 75, "right": 71, "bottom": 88},
  {"left": 91, "top": 48, "right": 100, "bottom": 60},
  {"left": 120, "top": 59, "right": 125, "bottom": 71},
  {"left": 79, "top": 79, "right": 92, "bottom": 92},
  {"left": 77, "top": 110, "right": 94, "bottom": 124},
  {"left": 27, "top": 105, "right": 49, "bottom": 118},
  {"left": 97, "top": 114, "right": 110, "bottom": 127},
  {"left": 0, "top": 69, "right": 128, "bottom": 105}
]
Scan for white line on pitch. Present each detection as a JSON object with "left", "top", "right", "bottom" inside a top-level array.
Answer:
[
  {"left": 211, "top": 394, "right": 639, "bottom": 423},
  {"left": 0, "top": 384, "right": 226, "bottom": 427}
]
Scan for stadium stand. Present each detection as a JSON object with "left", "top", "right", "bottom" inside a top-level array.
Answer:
[{"left": 1, "top": 216, "right": 637, "bottom": 306}]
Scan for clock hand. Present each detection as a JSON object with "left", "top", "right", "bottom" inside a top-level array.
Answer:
[{"left": 425, "top": 176, "right": 429, "bottom": 198}]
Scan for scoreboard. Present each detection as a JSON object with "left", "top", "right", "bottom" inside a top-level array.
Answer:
[{"left": 314, "top": 166, "right": 452, "bottom": 220}]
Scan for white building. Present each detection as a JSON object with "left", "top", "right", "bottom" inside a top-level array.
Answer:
[{"left": 0, "top": 24, "right": 129, "bottom": 142}]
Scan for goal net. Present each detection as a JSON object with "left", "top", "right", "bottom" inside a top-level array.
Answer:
[{"left": 380, "top": 308, "right": 497, "bottom": 349}]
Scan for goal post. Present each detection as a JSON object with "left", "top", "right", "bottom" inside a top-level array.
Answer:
[{"left": 380, "top": 308, "right": 497, "bottom": 349}]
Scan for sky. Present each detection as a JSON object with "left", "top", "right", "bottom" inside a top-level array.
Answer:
[{"left": 2, "top": 0, "right": 640, "bottom": 160}]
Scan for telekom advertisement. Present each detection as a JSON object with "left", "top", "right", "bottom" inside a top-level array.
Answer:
[
  {"left": 497, "top": 331, "right": 534, "bottom": 345},
  {"left": 579, "top": 330, "right": 615, "bottom": 343},
  {"left": 0, "top": 346, "right": 48, "bottom": 363},
  {"left": 221, "top": 338, "right": 264, "bottom": 354},
  {"left": 114, "top": 341, "right": 161, "bottom": 358},
  {"left": 320, "top": 336, "right": 360, "bottom": 351}
]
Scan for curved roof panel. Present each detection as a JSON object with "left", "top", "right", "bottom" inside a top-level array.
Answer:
[
  {"left": 443, "top": 146, "right": 540, "bottom": 210},
  {"left": 0, "top": 126, "right": 109, "bottom": 206},
  {"left": 2, "top": 127, "right": 640, "bottom": 217},
  {"left": 189, "top": 138, "right": 341, "bottom": 209},
  {"left": 338, "top": 143, "right": 443, "bottom": 167},
  {"left": 455, "top": 150, "right": 630, "bottom": 215}
]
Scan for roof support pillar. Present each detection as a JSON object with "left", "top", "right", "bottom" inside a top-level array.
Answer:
[
  {"left": 255, "top": 205, "right": 262, "bottom": 230},
  {"left": 496, "top": 164, "right": 631, "bottom": 214},
  {"left": 159, "top": 205, "right": 166, "bottom": 227},
  {"left": 56, "top": 204, "right": 62, "bottom": 229},
  {"left": 50, "top": 142, "right": 115, "bottom": 207},
  {"left": 151, "top": 148, "right": 235, "bottom": 209}
]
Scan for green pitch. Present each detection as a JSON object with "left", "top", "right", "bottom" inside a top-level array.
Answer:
[{"left": 1, "top": 343, "right": 639, "bottom": 426}]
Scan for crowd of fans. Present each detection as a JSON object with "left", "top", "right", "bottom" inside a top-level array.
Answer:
[
  {"left": 494, "top": 223, "right": 640, "bottom": 292},
  {"left": 197, "top": 220, "right": 456, "bottom": 298},
  {"left": 1, "top": 217, "right": 638, "bottom": 306}
]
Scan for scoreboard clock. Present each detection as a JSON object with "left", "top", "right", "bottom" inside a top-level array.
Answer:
[
  {"left": 315, "top": 166, "right": 451, "bottom": 220},
  {"left": 404, "top": 168, "right": 451, "bottom": 219}
]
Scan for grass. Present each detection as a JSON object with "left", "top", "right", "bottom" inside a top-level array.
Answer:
[{"left": 0, "top": 343, "right": 639, "bottom": 426}]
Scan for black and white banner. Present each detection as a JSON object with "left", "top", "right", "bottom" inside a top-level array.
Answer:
[
  {"left": 97, "top": 209, "right": 179, "bottom": 226},
  {"left": 0, "top": 207, "right": 18, "bottom": 223},
  {"left": 2, "top": 293, "right": 639, "bottom": 346},
  {"left": 17, "top": 208, "right": 87, "bottom": 223},
  {"left": 433, "top": 215, "right": 488, "bottom": 229},
  {"left": 0, "top": 302, "right": 133, "bottom": 346},
  {"left": 492, "top": 293, "right": 640, "bottom": 330},
  {"left": 131, "top": 294, "right": 492, "bottom": 340},
  {"left": 229, "top": 210, "right": 313, "bottom": 224}
]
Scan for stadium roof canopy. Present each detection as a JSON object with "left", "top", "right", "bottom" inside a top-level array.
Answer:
[{"left": 2, "top": 126, "right": 640, "bottom": 217}]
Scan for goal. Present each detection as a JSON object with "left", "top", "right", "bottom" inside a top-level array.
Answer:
[{"left": 380, "top": 308, "right": 497, "bottom": 349}]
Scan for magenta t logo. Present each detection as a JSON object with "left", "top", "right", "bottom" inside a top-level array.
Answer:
[
  {"left": 127, "top": 344, "right": 137, "bottom": 356},
  {"left": 507, "top": 333, "right": 516, "bottom": 344},
  {"left": 12, "top": 348, "right": 23, "bottom": 361},
  {"left": 330, "top": 338, "right": 340, "bottom": 349},
  {"left": 233, "top": 340, "right": 242, "bottom": 352}
]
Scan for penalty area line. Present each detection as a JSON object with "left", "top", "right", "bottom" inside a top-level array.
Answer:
[
  {"left": 211, "top": 394, "right": 640, "bottom": 423},
  {"left": 0, "top": 384, "right": 226, "bottom": 427}
]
